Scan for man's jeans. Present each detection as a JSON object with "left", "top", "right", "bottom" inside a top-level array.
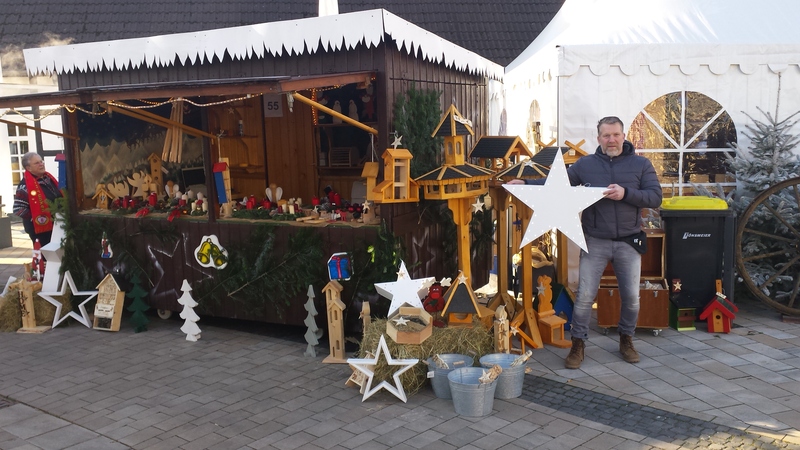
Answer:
[{"left": 571, "top": 235, "right": 641, "bottom": 339}]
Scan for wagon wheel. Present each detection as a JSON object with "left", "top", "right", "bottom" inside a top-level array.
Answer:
[{"left": 737, "top": 176, "right": 800, "bottom": 316}]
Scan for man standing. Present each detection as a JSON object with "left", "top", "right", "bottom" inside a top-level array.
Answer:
[
  {"left": 13, "top": 151, "right": 63, "bottom": 246},
  {"left": 512, "top": 116, "right": 662, "bottom": 368}
]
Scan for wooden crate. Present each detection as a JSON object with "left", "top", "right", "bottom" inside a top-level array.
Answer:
[
  {"left": 601, "top": 229, "right": 665, "bottom": 286},
  {"left": 596, "top": 280, "right": 669, "bottom": 333}
]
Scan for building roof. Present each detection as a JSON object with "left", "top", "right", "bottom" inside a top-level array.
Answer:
[
  {"left": 0, "top": 0, "right": 563, "bottom": 75},
  {"left": 469, "top": 136, "right": 531, "bottom": 159}
]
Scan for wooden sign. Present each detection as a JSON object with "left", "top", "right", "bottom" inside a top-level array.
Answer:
[
  {"left": 15, "top": 279, "right": 48, "bottom": 333},
  {"left": 93, "top": 274, "right": 125, "bottom": 331}
]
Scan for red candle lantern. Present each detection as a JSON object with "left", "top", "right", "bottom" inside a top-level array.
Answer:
[
  {"left": 311, "top": 196, "right": 320, "bottom": 206},
  {"left": 148, "top": 192, "right": 157, "bottom": 207}
]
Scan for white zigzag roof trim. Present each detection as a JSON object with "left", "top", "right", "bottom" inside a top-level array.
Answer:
[{"left": 23, "top": 9, "right": 503, "bottom": 80}]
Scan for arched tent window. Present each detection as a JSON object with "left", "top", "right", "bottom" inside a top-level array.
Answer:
[
  {"left": 628, "top": 91, "right": 737, "bottom": 196},
  {"left": 525, "top": 100, "right": 541, "bottom": 152}
]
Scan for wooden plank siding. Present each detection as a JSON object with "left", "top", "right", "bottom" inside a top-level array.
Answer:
[{"left": 60, "top": 37, "right": 492, "bottom": 325}]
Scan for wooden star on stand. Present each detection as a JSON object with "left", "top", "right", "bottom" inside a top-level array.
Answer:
[
  {"left": 471, "top": 198, "right": 485, "bottom": 213},
  {"left": 347, "top": 335, "right": 419, "bottom": 402},
  {"left": 38, "top": 271, "right": 98, "bottom": 328},
  {"left": 375, "top": 261, "right": 435, "bottom": 316},
  {"left": 504, "top": 149, "right": 606, "bottom": 252}
]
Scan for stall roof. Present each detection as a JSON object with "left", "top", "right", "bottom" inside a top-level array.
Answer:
[
  {"left": 0, "top": 72, "right": 375, "bottom": 109},
  {"left": 0, "top": 1, "right": 563, "bottom": 68},
  {"left": 24, "top": 9, "right": 504, "bottom": 80}
]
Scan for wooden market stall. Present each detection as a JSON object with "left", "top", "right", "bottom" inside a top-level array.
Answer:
[{"left": 0, "top": 10, "right": 503, "bottom": 327}]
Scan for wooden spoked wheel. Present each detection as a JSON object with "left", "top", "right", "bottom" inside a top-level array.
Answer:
[{"left": 737, "top": 177, "right": 800, "bottom": 316}]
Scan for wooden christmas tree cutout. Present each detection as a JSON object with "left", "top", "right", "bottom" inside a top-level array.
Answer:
[
  {"left": 304, "top": 285, "right": 322, "bottom": 357},
  {"left": 178, "top": 280, "right": 201, "bottom": 341},
  {"left": 127, "top": 272, "right": 150, "bottom": 333}
]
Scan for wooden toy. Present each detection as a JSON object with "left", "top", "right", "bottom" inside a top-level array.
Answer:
[
  {"left": 93, "top": 273, "right": 125, "bottom": 331},
  {"left": 322, "top": 280, "right": 347, "bottom": 363}
]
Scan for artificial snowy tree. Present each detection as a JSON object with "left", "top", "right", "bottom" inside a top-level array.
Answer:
[
  {"left": 726, "top": 107, "right": 800, "bottom": 299},
  {"left": 726, "top": 107, "right": 800, "bottom": 213},
  {"left": 178, "top": 280, "right": 201, "bottom": 341}
]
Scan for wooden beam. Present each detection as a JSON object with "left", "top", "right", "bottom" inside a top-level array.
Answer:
[
  {"left": 105, "top": 102, "right": 216, "bottom": 141},
  {"left": 292, "top": 93, "right": 378, "bottom": 135},
  {"left": 0, "top": 117, "right": 78, "bottom": 141}
]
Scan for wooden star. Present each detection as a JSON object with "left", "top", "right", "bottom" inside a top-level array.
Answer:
[
  {"left": 347, "top": 335, "right": 419, "bottom": 402},
  {"left": 391, "top": 134, "right": 403, "bottom": 149},
  {"left": 471, "top": 198, "right": 484, "bottom": 213},
  {"left": 375, "top": 261, "right": 435, "bottom": 316},
  {"left": 38, "top": 271, "right": 98, "bottom": 328},
  {"left": 504, "top": 149, "right": 606, "bottom": 252},
  {"left": 392, "top": 316, "right": 409, "bottom": 326}
]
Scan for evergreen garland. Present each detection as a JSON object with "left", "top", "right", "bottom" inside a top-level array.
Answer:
[
  {"left": 392, "top": 83, "right": 443, "bottom": 178},
  {"left": 193, "top": 224, "right": 325, "bottom": 317}
]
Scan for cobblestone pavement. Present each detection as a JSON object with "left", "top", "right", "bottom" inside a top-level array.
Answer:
[{"left": 1, "top": 220, "right": 799, "bottom": 449}]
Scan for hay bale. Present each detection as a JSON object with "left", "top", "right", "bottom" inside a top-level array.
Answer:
[
  {"left": 0, "top": 283, "right": 64, "bottom": 332},
  {"left": 358, "top": 319, "right": 494, "bottom": 395}
]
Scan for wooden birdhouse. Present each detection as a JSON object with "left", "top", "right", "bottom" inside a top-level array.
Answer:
[
  {"left": 530, "top": 144, "right": 587, "bottom": 168},
  {"left": 361, "top": 161, "right": 380, "bottom": 202},
  {"left": 699, "top": 293, "right": 738, "bottom": 333},
  {"left": 322, "top": 280, "right": 347, "bottom": 364},
  {"left": 469, "top": 136, "right": 533, "bottom": 172},
  {"left": 372, "top": 148, "right": 419, "bottom": 203},
  {"left": 415, "top": 104, "right": 494, "bottom": 201},
  {"left": 441, "top": 273, "right": 484, "bottom": 327},
  {"left": 94, "top": 273, "right": 125, "bottom": 331},
  {"left": 147, "top": 152, "right": 164, "bottom": 196},
  {"left": 91, "top": 184, "right": 113, "bottom": 209}
]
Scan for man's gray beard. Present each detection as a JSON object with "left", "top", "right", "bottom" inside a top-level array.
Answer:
[{"left": 605, "top": 148, "right": 622, "bottom": 157}]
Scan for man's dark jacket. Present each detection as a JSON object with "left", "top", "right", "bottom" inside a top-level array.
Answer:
[{"left": 528, "top": 141, "right": 662, "bottom": 239}]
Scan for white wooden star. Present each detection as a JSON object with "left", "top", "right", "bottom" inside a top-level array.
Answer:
[
  {"left": 38, "top": 270, "right": 98, "bottom": 328},
  {"left": 504, "top": 150, "right": 606, "bottom": 252},
  {"left": 347, "top": 335, "right": 419, "bottom": 402},
  {"left": 471, "top": 198, "right": 484, "bottom": 213},
  {"left": 391, "top": 134, "right": 403, "bottom": 149},
  {"left": 456, "top": 271, "right": 468, "bottom": 285},
  {"left": 392, "top": 316, "right": 409, "bottom": 326},
  {"left": 375, "top": 261, "right": 435, "bottom": 316},
  {"left": 39, "top": 220, "right": 65, "bottom": 292}
]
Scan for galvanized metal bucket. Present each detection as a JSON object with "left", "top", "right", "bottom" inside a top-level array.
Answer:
[
  {"left": 426, "top": 354, "right": 474, "bottom": 399},
  {"left": 479, "top": 353, "right": 525, "bottom": 399},
  {"left": 447, "top": 367, "right": 497, "bottom": 417}
]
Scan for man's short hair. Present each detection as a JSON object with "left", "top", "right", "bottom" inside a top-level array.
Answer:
[
  {"left": 21, "top": 151, "right": 39, "bottom": 170},
  {"left": 597, "top": 116, "right": 624, "bottom": 135}
]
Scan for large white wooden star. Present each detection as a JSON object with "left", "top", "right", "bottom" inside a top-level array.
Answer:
[
  {"left": 38, "top": 270, "right": 98, "bottom": 328},
  {"left": 39, "top": 220, "right": 66, "bottom": 292},
  {"left": 375, "top": 261, "right": 435, "bottom": 316},
  {"left": 504, "top": 150, "right": 606, "bottom": 252},
  {"left": 347, "top": 335, "right": 419, "bottom": 402}
]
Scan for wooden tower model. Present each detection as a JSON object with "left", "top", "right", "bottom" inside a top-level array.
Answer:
[{"left": 322, "top": 280, "right": 347, "bottom": 363}]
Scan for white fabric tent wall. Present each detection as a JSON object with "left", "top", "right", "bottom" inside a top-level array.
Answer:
[
  {"left": 503, "top": 0, "right": 800, "bottom": 152},
  {"left": 501, "top": 0, "right": 800, "bottom": 290}
]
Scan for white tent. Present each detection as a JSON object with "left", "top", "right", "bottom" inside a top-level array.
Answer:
[{"left": 503, "top": 0, "right": 800, "bottom": 195}]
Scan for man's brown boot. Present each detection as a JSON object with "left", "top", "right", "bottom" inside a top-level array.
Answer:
[
  {"left": 619, "top": 333, "right": 640, "bottom": 363},
  {"left": 564, "top": 337, "right": 585, "bottom": 369}
]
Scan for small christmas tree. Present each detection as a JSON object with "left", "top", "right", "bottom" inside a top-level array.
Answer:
[
  {"left": 303, "top": 285, "right": 321, "bottom": 357},
  {"left": 126, "top": 272, "right": 150, "bottom": 333},
  {"left": 178, "top": 280, "right": 201, "bottom": 341},
  {"left": 726, "top": 107, "right": 800, "bottom": 297},
  {"left": 727, "top": 107, "right": 800, "bottom": 213}
]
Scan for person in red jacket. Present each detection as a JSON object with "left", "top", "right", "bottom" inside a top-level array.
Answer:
[{"left": 13, "top": 152, "right": 63, "bottom": 246}]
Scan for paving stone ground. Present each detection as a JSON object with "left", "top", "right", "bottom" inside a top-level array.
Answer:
[{"left": 1, "top": 220, "right": 800, "bottom": 449}]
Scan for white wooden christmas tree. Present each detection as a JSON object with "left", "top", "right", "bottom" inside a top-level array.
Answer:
[
  {"left": 178, "top": 279, "right": 201, "bottom": 341},
  {"left": 304, "top": 285, "right": 323, "bottom": 357}
]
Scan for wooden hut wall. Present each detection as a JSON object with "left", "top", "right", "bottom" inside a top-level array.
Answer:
[{"left": 75, "top": 215, "right": 378, "bottom": 326}]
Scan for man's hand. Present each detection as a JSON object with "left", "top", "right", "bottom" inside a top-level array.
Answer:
[
  {"left": 506, "top": 179, "right": 525, "bottom": 185},
  {"left": 603, "top": 184, "right": 625, "bottom": 201}
]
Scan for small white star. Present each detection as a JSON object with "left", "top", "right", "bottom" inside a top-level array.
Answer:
[
  {"left": 391, "top": 134, "right": 403, "bottom": 149},
  {"left": 38, "top": 271, "right": 98, "bottom": 329},
  {"left": 392, "top": 316, "right": 409, "bottom": 326},
  {"left": 537, "top": 283, "right": 546, "bottom": 296},
  {"left": 471, "top": 198, "right": 485, "bottom": 213},
  {"left": 457, "top": 271, "right": 468, "bottom": 285},
  {"left": 347, "top": 335, "right": 419, "bottom": 402}
]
